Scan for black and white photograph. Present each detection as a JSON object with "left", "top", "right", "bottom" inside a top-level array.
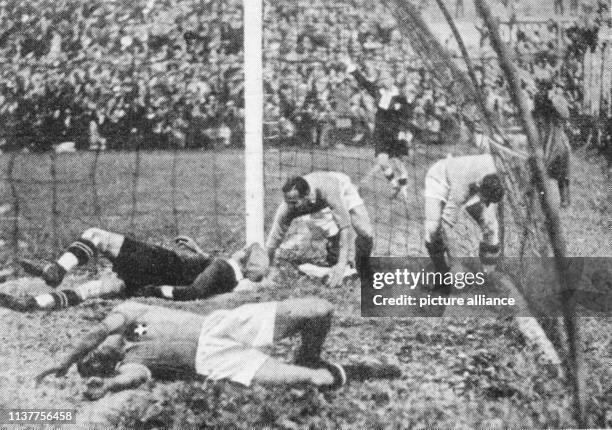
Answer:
[{"left": 0, "top": 0, "right": 610, "bottom": 428}]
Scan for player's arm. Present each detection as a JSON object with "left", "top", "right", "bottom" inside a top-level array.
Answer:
[
  {"left": 479, "top": 203, "right": 502, "bottom": 272},
  {"left": 35, "top": 312, "right": 127, "bottom": 384},
  {"left": 84, "top": 363, "right": 152, "bottom": 400},
  {"left": 343, "top": 58, "right": 378, "bottom": 99},
  {"left": 182, "top": 259, "right": 235, "bottom": 300},
  {"left": 398, "top": 98, "right": 417, "bottom": 133},
  {"left": 174, "top": 235, "right": 211, "bottom": 260},
  {"left": 265, "top": 202, "right": 294, "bottom": 263}
]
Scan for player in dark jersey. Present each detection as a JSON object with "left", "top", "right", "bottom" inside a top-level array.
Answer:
[
  {"left": 0, "top": 228, "right": 268, "bottom": 312},
  {"left": 34, "top": 297, "right": 401, "bottom": 399},
  {"left": 344, "top": 58, "right": 413, "bottom": 200}
]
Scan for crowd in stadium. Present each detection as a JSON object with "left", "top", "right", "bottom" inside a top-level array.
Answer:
[
  {"left": 0, "top": 0, "right": 609, "bottom": 165},
  {"left": 0, "top": 0, "right": 244, "bottom": 151}
]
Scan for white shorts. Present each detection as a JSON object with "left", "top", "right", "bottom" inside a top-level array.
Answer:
[
  {"left": 305, "top": 208, "right": 339, "bottom": 239},
  {"left": 340, "top": 177, "right": 364, "bottom": 211},
  {"left": 424, "top": 159, "right": 450, "bottom": 202},
  {"left": 195, "top": 301, "right": 277, "bottom": 386}
]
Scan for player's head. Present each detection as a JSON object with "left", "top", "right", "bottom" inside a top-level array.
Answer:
[
  {"left": 77, "top": 345, "right": 123, "bottom": 378},
  {"left": 282, "top": 176, "right": 310, "bottom": 210},
  {"left": 404, "top": 83, "right": 418, "bottom": 102},
  {"left": 479, "top": 174, "right": 504, "bottom": 206},
  {"left": 239, "top": 242, "right": 270, "bottom": 282},
  {"left": 379, "top": 70, "right": 395, "bottom": 91}
]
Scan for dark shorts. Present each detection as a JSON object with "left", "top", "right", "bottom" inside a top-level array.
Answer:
[
  {"left": 546, "top": 149, "right": 570, "bottom": 181},
  {"left": 110, "top": 237, "right": 211, "bottom": 294},
  {"left": 374, "top": 128, "right": 408, "bottom": 158}
]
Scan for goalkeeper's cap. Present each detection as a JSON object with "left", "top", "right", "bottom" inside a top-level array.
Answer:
[
  {"left": 244, "top": 243, "right": 269, "bottom": 282},
  {"left": 480, "top": 174, "right": 504, "bottom": 204}
]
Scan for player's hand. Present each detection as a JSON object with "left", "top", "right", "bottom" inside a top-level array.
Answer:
[
  {"left": 84, "top": 377, "right": 107, "bottom": 401},
  {"left": 35, "top": 365, "right": 69, "bottom": 385},
  {"left": 174, "top": 236, "right": 206, "bottom": 256},
  {"left": 482, "top": 264, "right": 497, "bottom": 274},
  {"left": 327, "top": 264, "right": 345, "bottom": 288},
  {"left": 340, "top": 56, "right": 357, "bottom": 73}
]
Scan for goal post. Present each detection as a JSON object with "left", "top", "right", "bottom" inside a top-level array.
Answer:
[{"left": 244, "top": 0, "right": 265, "bottom": 245}]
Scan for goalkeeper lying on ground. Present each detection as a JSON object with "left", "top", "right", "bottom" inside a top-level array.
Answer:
[
  {"left": 0, "top": 227, "right": 268, "bottom": 312},
  {"left": 34, "top": 297, "right": 400, "bottom": 400}
]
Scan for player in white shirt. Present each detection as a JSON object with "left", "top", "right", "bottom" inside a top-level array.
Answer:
[
  {"left": 266, "top": 172, "right": 374, "bottom": 287},
  {"left": 424, "top": 154, "right": 505, "bottom": 292}
]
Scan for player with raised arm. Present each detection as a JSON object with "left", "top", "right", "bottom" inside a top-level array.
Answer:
[
  {"left": 266, "top": 172, "right": 374, "bottom": 287},
  {"left": 424, "top": 153, "right": 505, "bottom": 293},
  {"left": 343, "top": 57, "right": 413, "bottom": 200},
  {"left": 0, "top": 228, "right": 268, "bottom": 312},
  {"left": 34, "top": 297, "right": 401, "bottom": 399}
]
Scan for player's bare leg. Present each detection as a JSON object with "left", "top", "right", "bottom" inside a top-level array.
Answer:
[
  {"left": 390, "top": 157, "right": 409, "bottom": 202},
  {"left": 5, "top": 228, "right": 126, "bottom": 311},
  {"left": 252, "top": 356, "right": 400, "bottom": 390},
  {"left": 350, "top": 205, "right": 374, "bottom": 280},
  {"left": 424, "top": 197, "right": 451, "bottom": 294},
  {"left": 359, "top": 152, "right": 394, "bottom": 191},
  {"left": 0, "top": 274, "right": 126, "bottom": 312},
  {"left": 255, "top": 297, "right": 400, "bottom": 389},
  {"left": 272, "top": 297, "right": 334, "bottom": 366},
  {"left": 376, "top": 152, "right": 401, "bottom": 194},
  {"left": 252, "top": 358, "right": 336, "bottom": 387}
]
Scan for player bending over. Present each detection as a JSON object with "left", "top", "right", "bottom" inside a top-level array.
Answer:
[
  {"left": 0, "top": 228, "right": 268, "bottom": 312},
  {"left": 267, "top": 172, "right": 374, "bottom": 287},
  {"left": 35, "top": 297, "right": 401, "bottom": 399},
  {"left": 424, "top": 154, "right": 505, "bottom": 292},
  {"left": 343, "top": 58, "right": 412, "bottom": 200}
]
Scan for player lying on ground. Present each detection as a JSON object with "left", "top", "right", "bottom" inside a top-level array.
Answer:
[
  {"left": 424, "top": 153, "right": 505, "bottom": 293},
  {"left": 34, "top": 297, "right": 401, "bottom": 399},
  {"left": 343, "top": 57, "right": 413, "bottom": 200},
  {"left": 0, "top": 228, "right": 268, "bottom": 312},
  {"left": 266, "top": 172, "right": 374, "bottom": 287}
]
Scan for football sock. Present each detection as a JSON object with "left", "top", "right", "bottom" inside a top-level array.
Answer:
[
  {"left": 35, "top": 290, "right": 83, "bottom": 309},
  {"left": 58, "top": 239, "right": 97, "bottom": 271},
  {"left": 161, "top": 286, "right": 174, "bottom": 299},
  {"left": 34, "top": 294, "right": 55, "bottom": 309}
]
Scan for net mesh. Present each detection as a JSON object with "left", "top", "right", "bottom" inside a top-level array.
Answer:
[
  {"left": 261, "top": 4, "right": 595, "bottom": 419},
  {"left": 262, "top": 0, "right": 547, "bottom": 272}
]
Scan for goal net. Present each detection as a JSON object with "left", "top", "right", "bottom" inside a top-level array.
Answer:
[{"left": 261, "top": 0, "right": 545, "bottom": 271}]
